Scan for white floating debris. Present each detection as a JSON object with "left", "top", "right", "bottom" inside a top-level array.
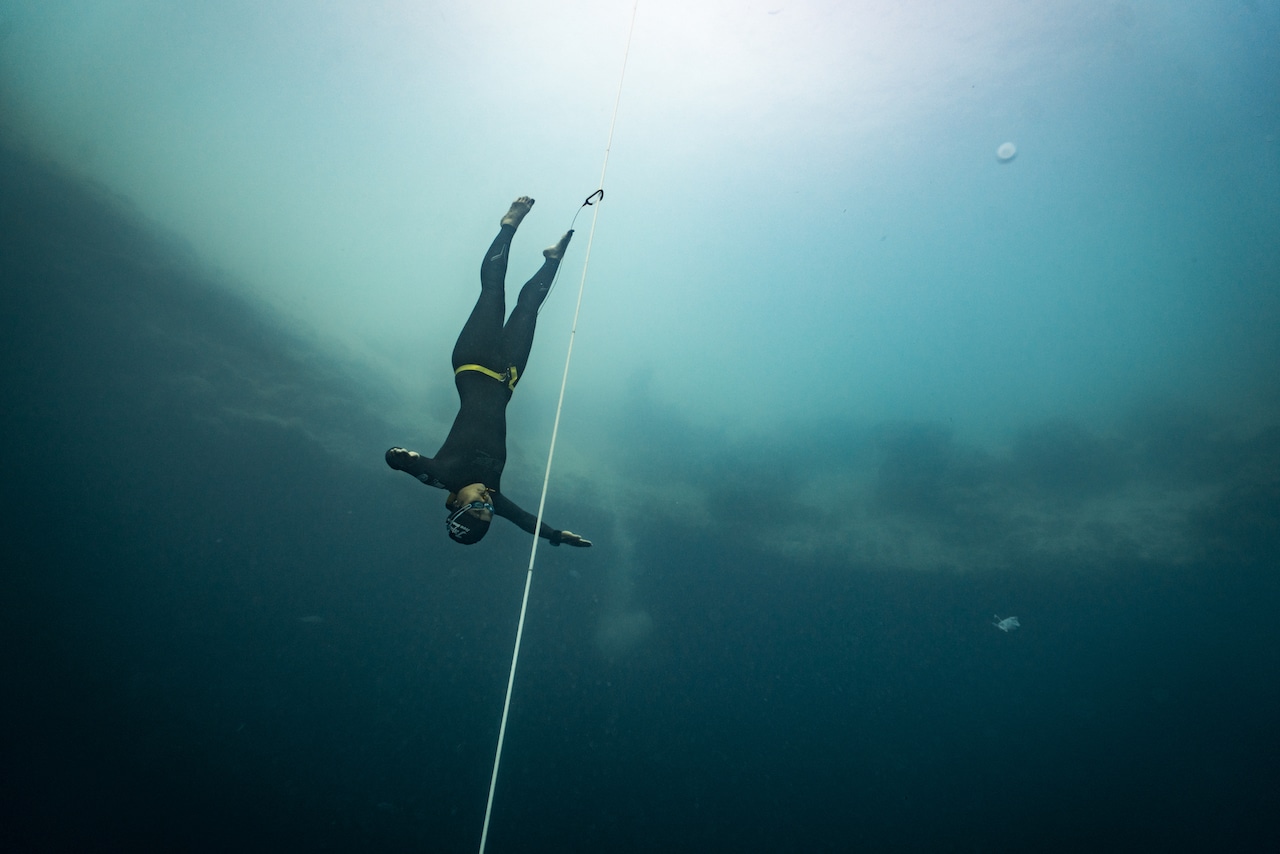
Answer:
[
  {"left": 992, "top": 614, "right": 1020, "bottom": 632},
  {"left": 996, "top": 142, "right": 1017, "bottom": 162}
]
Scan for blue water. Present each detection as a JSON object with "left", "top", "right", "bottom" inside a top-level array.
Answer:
[{"left": 2, "top": 2, "right": 1279, "bottom": 851}]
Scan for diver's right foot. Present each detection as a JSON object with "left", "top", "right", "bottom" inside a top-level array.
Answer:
[
  {"left": 543, "top": 230, "right": 573, "bottom": 261},
  {"left": 501, "top": 196, "right": 534, "bottom": 228}
]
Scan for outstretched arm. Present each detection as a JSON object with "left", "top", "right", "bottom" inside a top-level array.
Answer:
[
  {"left": 491, "top": 492, "right": 592, "bottom": 547},
  {"left": 385, "top": 447, "right": 449, "bottom": 490}
]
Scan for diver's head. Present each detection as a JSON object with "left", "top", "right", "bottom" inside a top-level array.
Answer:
[
  {"left": 446, "top": 502, "right": 493, "bottom": 544},
  {"left": 445, "top": 483, "right": 494, "bottom": 545}
]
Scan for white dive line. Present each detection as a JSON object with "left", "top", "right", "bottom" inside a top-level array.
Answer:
[{"left": 478, "top": 2, "right": 640, "bottom": 852}]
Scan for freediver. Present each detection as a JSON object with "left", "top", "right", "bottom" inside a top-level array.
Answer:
[{"left": 385, "top": 196, "right": 592, "bottom": 548}]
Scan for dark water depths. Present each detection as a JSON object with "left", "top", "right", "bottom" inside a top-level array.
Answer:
[{"left": 3, "top": 140, "right": 1278, "bottom": 852}]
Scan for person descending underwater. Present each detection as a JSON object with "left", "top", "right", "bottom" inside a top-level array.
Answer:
[{"left": 385, "top": 196, "right": 592, "bottom": 548}]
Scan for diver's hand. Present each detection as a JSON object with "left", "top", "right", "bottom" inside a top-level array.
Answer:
[
  {"left": 385, "top": 447, "right": 421, "bottom": 471},
  {"left": 559, "top": 531, "right": 592, "bottom": 548}
]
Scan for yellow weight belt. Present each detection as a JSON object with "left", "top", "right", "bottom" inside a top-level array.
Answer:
[{"left": 455, "top": 363, "right": 519, "bottom": 391}]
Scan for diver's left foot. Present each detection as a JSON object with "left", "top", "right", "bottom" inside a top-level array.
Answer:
[
  {"left": 543, "top": 230, "right": 573, "bottom": 261},
  {"left": 502, "top": 196, "right": 534, "bottom": 228}
]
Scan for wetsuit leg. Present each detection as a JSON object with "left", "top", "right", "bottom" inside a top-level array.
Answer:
[
  {"left": 501, "top": 254, "right": 563, "bottom": 378},
  {"left": 452, "top": 225, "right": 515, "bottom": 371}
]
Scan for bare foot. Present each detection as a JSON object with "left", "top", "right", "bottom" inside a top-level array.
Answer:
[
  {"left": 543, "top": 230, "right": 573, "bottom": 261},
  {"left": 501, "top": 196, "right": 534, "bottom": 228}
]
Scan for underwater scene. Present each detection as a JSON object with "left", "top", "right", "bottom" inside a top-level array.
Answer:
[{"left": 2, "top": 1, "right": 1278, "bottom": 851}]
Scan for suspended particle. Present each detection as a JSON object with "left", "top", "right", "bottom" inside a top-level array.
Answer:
[
  {"left": 992, "top": 614, "right": 1020, "bottom": 632},
  {"left": 996, "top": 142, "right": 1017, "bottom": 162}
]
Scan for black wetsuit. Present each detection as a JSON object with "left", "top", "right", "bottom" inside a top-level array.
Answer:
[{"left": 390, "top": 223, "right": 567, "bottom": 543}]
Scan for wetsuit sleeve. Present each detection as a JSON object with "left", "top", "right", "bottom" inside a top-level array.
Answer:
[{"left": 491, "top": 491, "right": 564, "bottom": 545}]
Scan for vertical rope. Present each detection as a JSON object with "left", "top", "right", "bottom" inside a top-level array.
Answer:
[{"left": 478, "top": 3, "right": 640, "bottom": 852}]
